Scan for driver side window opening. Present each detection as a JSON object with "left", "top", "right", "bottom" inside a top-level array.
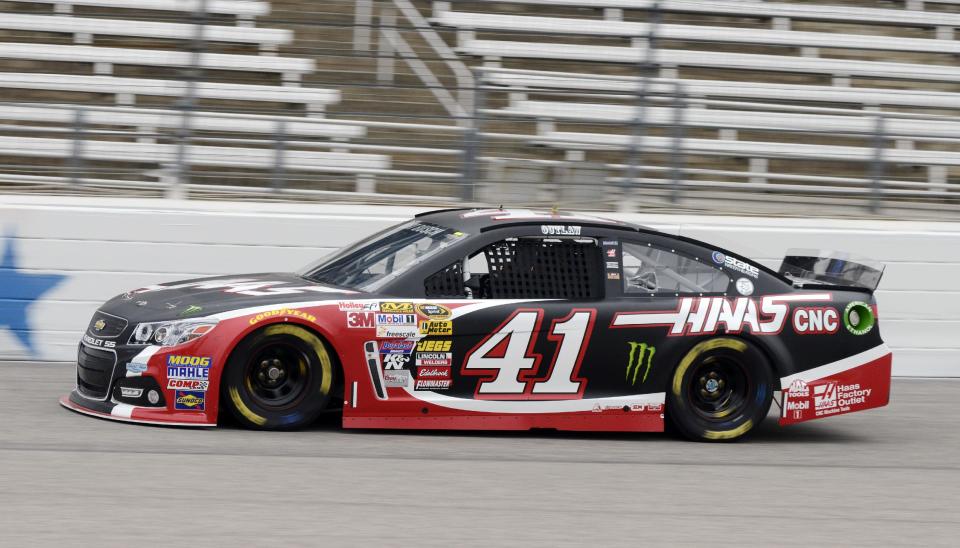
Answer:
[
  {"left": 424, "top": 237, "right": 604, "bottom": 300},
  {"left": 621, "top": 242, "right": 730, "bottom": 295}
]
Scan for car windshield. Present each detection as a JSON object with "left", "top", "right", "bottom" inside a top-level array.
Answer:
[{"left": 299, "top": 221, "right": 463, "bottom": 291}]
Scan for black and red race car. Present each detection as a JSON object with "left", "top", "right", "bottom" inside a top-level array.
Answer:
[{"left": 62, "top": 208, "right": 891, "bottom": 441}]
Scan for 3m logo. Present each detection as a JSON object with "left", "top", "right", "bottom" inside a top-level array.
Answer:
[
  {"left": 625, "top": 342, "right": 655, "bottom": 385},
  {"left": 417, "top": 340, "right": 452, "bottom": 352},
  {"left": 347, "top": 312, "right": 375, "bottom": 328}
]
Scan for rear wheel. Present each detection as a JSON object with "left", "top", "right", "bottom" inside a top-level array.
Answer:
[
  {"left": 222, "top": 324, "right": 336, "bottom": 430},
  {"left": 666, "top": 338, "right": 773, "bottom": 442}
]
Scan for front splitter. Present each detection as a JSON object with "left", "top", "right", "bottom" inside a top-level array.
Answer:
[{"left": 60, "top": 393, "right": 215, "bottom": 427}]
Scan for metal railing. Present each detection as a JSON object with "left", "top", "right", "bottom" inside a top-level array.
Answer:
[{"left": 0, "top": 0, "right": 956, "bottom": 219}]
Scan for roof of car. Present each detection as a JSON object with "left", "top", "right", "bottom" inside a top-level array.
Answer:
[{"left": 415, "top": 207, "right": 652, "bottom": 234}]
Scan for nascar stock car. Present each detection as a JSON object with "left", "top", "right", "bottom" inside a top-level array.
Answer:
[{"left": 62, "top": 208, "right": 891, "bottom": 441}]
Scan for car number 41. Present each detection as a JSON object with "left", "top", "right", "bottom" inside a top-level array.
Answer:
[{"left": 462, "top": 309, "right": 596, "bottom": 399}]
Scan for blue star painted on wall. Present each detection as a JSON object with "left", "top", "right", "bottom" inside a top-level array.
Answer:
[{"left": 0, "top": 233, "right": 67, "bottom": 356}]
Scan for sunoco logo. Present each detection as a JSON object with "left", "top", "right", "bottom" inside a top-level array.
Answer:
[{"left": 625, "top": 342, "right": 656, "bottom": 385}]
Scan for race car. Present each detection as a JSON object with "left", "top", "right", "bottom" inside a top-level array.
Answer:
[{"left": 61, "top": 208, "right": 892, "bottom": 441}]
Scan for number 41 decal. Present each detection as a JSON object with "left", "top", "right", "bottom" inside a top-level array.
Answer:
[{"left": 461, "top": 309, "right": 596, "bottom": 400}]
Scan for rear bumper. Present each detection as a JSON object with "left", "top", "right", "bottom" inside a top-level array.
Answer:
[
  {"left": 779, "top": 344, "right": 892, "bottom": 425},
  {"left": 61, "top": 390, "right": 215, "bottom": 427}
]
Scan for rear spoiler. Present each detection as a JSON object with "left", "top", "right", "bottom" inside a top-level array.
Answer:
[{"left": 778, "top": 249, "right": 884, "bottom": 292}]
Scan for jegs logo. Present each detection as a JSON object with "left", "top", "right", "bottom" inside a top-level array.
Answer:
[{"left": 612, "top": 294, "right": 833, "bottom": 336}]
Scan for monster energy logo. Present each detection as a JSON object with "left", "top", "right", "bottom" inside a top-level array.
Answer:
[{"left": 626, "top": 342, "right": 656, "bottom": 385}]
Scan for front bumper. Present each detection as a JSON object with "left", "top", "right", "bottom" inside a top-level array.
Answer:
[
  {"left": 64, "top": 338, "right": 218, "bottom": 427},
  {"left": 60, "top": 391, "right": 214, "bottom": 427}
]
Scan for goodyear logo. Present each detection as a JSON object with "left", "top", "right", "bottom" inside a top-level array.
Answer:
[
  {"left": 249, "top": 308, "right": 317, "bottom": 326},
  {"left": 380, "top": 301, "right": 414, "bottom": 313},
  {"left": 416, "top": 303, "right": 452, "bottom": 320},
  {"left": 417, "top": 339, "right": 452, "bottom": 352},
  {"left": 419, "top": 320, "right": 453, "bottom": 336},
  {"left": 174, "top": 390, "right": 205, "bottom": 411}
]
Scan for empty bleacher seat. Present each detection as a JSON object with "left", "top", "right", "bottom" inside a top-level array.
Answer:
[
  {"left": 483, "top": 70, "right": 960, "bottom": 111},
  {"left": 458, "top": 39, "right": 960, "bottom": 84},
  {"left": 495, "top": 100, "right": 960, "bottom": 140},
  {"left": 0, "top": 104, "right": 366, "bottom": 139},
  {"left": 12, "top": 0, "right": 270, "bottom": 19},
  {"left": 536, "top": 131, "right": 960, "bottom": 166},
  {"left": 0, "top": 13, "right": 292, "bottom": 48},
  {"left": 436, "top": 10, "right": 960, "bottom": 55},
  {"left": 0, "top": 135, "right": 391, "bottom": 172},
  {"left": 0, "top": 73, "right": 339, "bottom": 112},
  {"left": 0, "top": 43, "right": 313, "bottom": 82},
  {"left": 451, "top": 0, "right": 960, "bottom": 30}
]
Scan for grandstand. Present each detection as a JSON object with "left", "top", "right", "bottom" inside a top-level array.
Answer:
[{"left": 0, "top": 0, "right": 958, "bottom": 215}]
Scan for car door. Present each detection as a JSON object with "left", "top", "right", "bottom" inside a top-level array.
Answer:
[{"left": 417, "top": 226, "right": 611, "bottom": 409}]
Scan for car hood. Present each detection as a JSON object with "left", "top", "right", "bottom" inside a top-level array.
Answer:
[{"left": 98, "top": 272, "right": 363, "bottom": 322}]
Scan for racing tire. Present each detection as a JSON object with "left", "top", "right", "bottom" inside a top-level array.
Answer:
[
  {"left": 222, "top": 324, "right": 337, "bottom": 430},
  {"left": 666, "top": 338, "right": 773, "bottom": 442}
]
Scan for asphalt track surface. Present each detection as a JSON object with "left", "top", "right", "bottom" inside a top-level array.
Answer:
[{"left": 1, "top": 363, "right": 957, "bottom": 547}]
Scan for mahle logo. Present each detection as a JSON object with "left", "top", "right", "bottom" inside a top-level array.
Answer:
[{"left": 625, "top": 342, "right": 656, "bottom": 385}]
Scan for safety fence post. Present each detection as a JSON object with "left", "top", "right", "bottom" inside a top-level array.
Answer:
[
  {"left": 669, "top": 81, "right": 686, "bottom": 204},
  {"left": 869, "top": 114, "right": 886, "bottom": 214},
  {"left": 70, "top": 106, "right": 85, "bottom": 186},
  {"left": 460, "top": 68, "right": 485, "bottom": 203},
  {"left": 171, "top": 0, "right": 207, "bottom": 199},
  {"left": 622, "top": 0, "right": 661, "bottom": 212},
  {"left": 272, "top": 119, "right": 287, "bottom": 191}
]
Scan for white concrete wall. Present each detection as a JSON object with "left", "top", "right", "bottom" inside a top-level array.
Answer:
[{"left": 0, "top": 195, "right": 956, "bottom": 376}]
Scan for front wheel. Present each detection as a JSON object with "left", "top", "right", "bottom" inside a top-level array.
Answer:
[
  {"left": 222, "top": 324, "right": 337, "bottom": 430},
  {"left": 666, "top": 338, "right": 773, "bottom": 442}
]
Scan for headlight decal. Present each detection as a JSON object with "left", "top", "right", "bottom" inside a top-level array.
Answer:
[{"left": 129, "top": 319, "right": 219, "bottom": 347}]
